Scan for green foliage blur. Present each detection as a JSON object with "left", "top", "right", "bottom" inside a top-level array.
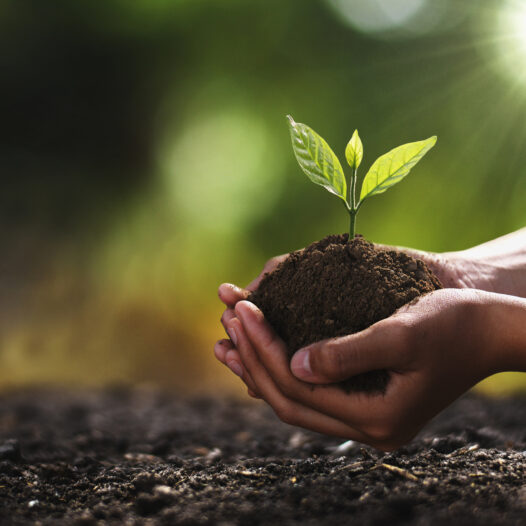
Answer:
[{"left": 1, "top": 0, "right": 525, "bottom": 394}]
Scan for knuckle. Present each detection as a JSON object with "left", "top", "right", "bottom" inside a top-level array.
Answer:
[
  {"left": 273, "top": 403, "right": 296, "bottom": 426},
  {"left": 316, "top": 341, "right": 346, "bottom": 379},
  {"left": 392, "top": 324, "right": 411, "bottom": 351},
  {"left": 276, "top": 380, "right": 296, "bottom": 399},
  {"left": 259, "top": 325, "right": 279, "bottom": 349},
  {"left": 383, "top": 318, "right": 413, "bottom": 355}
]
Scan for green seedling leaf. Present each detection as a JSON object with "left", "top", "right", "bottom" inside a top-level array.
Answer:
[
  {"left": 360, "top": 136, "right": 437, "bottom": 201},
  {"left": 345, "top": 129, "right": 363, "bottom": 170},
  {"left": 287, "top": 115, "right": 347, "bottom": 202}
]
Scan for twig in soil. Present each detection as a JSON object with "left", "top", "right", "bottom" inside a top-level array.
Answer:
[
  {"left": 237, "top": 470, "right": 278, "bottom": 480},
  {"left": 446, "top": 444, "right": 479, "bottom": 457},
  {"left": 373, "top": 463, "right": 419, "bottom": 482},
  {"left": 173, "top": 478, "right": 187, "bottom": 489}
]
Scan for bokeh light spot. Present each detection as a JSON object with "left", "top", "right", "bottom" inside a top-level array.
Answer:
[
  {"left": 162, "top": 107, "right": 285, "bottom": 237},
  {"left": 326, "top": 0, "right": 428, "bottom": 34}
]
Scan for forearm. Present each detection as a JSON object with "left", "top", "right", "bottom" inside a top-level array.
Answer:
[
  {"left": 479, "top": 291, "right": 526, "bottom": 373},
  {"left": 457, "top": 227, "right": 526, "bottom": 261},
  {"left": 445, "top": 228, "right": 526, "bottom": 297}
]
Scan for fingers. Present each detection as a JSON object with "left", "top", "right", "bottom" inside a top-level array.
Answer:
[
  {"left": 218, "top": 283, "right": 250, "bottom": 307},
  {"left": 224, "top": 347, "right": 260, "bottom": 397},
  {"left": 220, "top": 308, "right": 236, "bottom": 336},
  {"left": 290, "top": 319, "right": 409, "bottom": 383},
  {"left": 227, "top": 315, "right": 370, "bottom": 441},
  {"left": 218, "top": 255, "right": 288, "bottom": 312},
  {"left": 214, "top": 337, "right": 261, "bottom": 398},
  {"left": 234, "top": 301, "right": 384, "bottom": 428},
  {"left": 213, "top": 338, "right": 230, "bottom": 364}
]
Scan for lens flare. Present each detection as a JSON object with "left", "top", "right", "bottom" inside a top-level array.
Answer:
[
  {"left": 504, "top": 1, "right": 526, "bottom": 55},
  {"left": 326, "top": 0, "right": 427, "bottom": 35},
  {"left": 494, "top": 0, "right": 526, "bottom": 85}
]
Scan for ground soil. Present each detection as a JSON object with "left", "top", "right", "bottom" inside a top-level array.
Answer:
[
  {"left": 0, "top": 388, "right": 525, "bottom": 525},
  {"left": 249, "top": 234, "right": 442, "bottom": 392}
]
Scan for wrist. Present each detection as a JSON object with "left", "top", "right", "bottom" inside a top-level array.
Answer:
[
  {"left": 451, "top": 245, "right": 526, "bottom": 297},
  {"left": 474, "top": 292, "right": 526, "bottom": 374}
]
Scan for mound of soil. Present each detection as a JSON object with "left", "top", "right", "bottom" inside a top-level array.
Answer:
[
  {"left": 249, "top": 234, "right": 442, "bottom": 392},
  {"left": 1, "top": 388, "right": 526, "bottom": 525}
]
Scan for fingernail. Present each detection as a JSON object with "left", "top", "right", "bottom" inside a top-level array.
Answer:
[
  {"left": 235, "top": 300, "right": 261, "bottom": 320},
  {"left": 227, "top": 360, "right": 243, "bottom": 377},
  {"left": 291, "top": 349, "right": 312, "bottom": 378},
  {"left": 227, "top": 326, "right": 238, "bottom": 346}
]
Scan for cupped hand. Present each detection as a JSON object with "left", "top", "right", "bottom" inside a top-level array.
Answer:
[
  {"left": 215, "top": 254, "right": 288, "bottom": 397},
  {"left": 214, "top": 237, "right": 521, "bottom": 407},
  {"left": 221, "top": 289, "right": 504, "bottom": 450}
]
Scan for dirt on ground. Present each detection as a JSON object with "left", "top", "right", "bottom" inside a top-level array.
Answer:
[
  {"left": 249, "top": 234, "right": 442, "bottom": 392},
  {"left": 0, "top": 388, "right": 525, "bottom": 525}
]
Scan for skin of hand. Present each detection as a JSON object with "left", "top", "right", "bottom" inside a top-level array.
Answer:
[
  {"left": 392, "top": 227, "right": 526, "bottom": 297},
  {"left": 215, "top": 230, "right": 526, "bottom": 449},
  {"left": 216, "top": 255, "right": 287, "bottom": 397},
  {"left": 218, "top": 290, "right": 526, "bottom": 450},
  {"left": 215, "top": 238, "right": 504, "bottom": 381}
]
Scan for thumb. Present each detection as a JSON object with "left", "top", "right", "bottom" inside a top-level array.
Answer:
[{"left": 290, "top": 319, "right": 406, "bottom": 383}]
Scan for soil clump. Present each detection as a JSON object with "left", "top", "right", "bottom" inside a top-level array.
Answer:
[{"left": 249, "top": 234, "right": 442, "bottom": 392}]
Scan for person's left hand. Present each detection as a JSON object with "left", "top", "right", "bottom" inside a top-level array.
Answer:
[
  {"left": 216, "top": 288, "right": 508, "bottom": 450},
  {"left": 215, "top": 254, "right": 287, "bottom": 397}
]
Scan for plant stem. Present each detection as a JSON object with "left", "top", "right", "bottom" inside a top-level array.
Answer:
[
  {"left": 348, "top": 167, "right": 357, "bottom": 240},
  {"left": 349, "top": 210, "right": 356, "bottom": 239}
]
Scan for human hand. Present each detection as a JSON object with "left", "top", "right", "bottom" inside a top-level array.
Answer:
[
  {"left": 215, "top": 254, "right": 288, "bottom": 396},
  {"left": 214, "top": 243, "right": 487, "bottom": 399},
  {"left": 381, "top": 227, "right": 526, "bottom": 296},
  {"left": 221, "top": 289, "right": 526, "bottom": 450}
]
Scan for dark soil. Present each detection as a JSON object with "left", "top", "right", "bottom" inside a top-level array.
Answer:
[
  {"left": 249, "top": 234, "right": 442, "bottom": 392},
  {"left": 1, "top": 388, "right": 526, "bottom": 525}
]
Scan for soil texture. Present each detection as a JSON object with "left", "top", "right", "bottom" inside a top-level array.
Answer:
[
  {"left": 0, "top": 388, "right": 526, "bottom": 525},
  {"left": 249, "top": 234, "right": 442, "bottom": 392}
]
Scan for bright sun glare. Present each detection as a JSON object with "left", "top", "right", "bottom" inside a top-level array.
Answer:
[
  {"left": 495, "top": 0, "right": 526, "bottom": 84},
  {"left": 507, "top": 2, "right": 526, "bottom": 52}
]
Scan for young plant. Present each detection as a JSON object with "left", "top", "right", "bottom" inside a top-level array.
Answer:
[{"left": 287, "top": 115, "right": 437, "bottom": 238}]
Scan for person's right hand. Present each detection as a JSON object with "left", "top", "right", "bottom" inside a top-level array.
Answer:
[{"left": 225, "top": 289, "right": 526, "bottom": 450}]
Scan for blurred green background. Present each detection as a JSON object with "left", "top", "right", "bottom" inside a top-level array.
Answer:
[{"left": 1, "top": 0, "right": 526, "bottom": 395}]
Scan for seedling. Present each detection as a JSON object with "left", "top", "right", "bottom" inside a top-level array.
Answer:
[{"left": 287, "top": 115, "right": 437, "bottom": 238}]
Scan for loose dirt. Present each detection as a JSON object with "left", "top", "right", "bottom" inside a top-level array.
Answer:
[
  {"left": 0, "top": 389, "right": 525, "bottom": 525},
  {"left": 249, "top": 234, "right": 442, "bottom": 392}
]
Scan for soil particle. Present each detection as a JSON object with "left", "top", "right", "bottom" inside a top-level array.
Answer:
[
  {"left": 249, "top": 234, "right": 442, "bottom": 392},
  {"left": 0, "top": 388, "right": 525, "bottom": 525}
]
